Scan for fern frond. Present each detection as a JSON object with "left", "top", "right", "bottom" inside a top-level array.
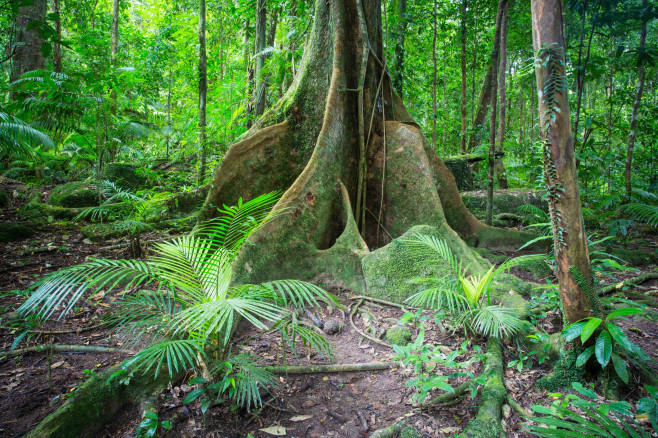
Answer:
[{"left": 620, "top": 203, "right": 658, "bottom": 227}]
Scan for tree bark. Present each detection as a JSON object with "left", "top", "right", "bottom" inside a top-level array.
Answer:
[
  {"left": 494, "top": 0, "right": 509, "bottom": 189},
  {"left": 10, "top": 0, "right": 47, "bottom": 82},
  {"left": 467, "top": 0, "right": 507, "bottom": 153},
  {"left": 432, "top": 0, "right": 438, "bottom": 151},
  {"left": 531, "top": 0, "right": 599, "bottom": 324},
  {"left": 53, "top": 0, "right": 62, "bottom": 73},
  {"left": 198, "top": 0, "right": 208, "bottom": 184},
  {"left": 624, "top": 0, "right": 648, "bottom": 199},
  {"left": 201, "top": 0, "right": 536, "bottom": 297},
  {"left": 254, "top": 0, "right": 268, "bottom": 117},
  {"left": 111, "top": 0, "right": 119, "bottom": 63},
  {"left": 459, "top": 0, "right": 467, "bottom": 154},
  {"left": 485, "top": 0, "right": 507, "bottom": 225},
  {"left": 393, "top": 0, "right": 407, "bottom": 96}
]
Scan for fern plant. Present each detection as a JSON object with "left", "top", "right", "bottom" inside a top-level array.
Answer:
[
  {"left": 403, "top": 234, "right": 543, "bottom": 339},
  {"left": 17, "top": 192, "right": 336, "bottom": 407},
  {"left": 0, "top": 110, "right": 54, "bottom": 159}
]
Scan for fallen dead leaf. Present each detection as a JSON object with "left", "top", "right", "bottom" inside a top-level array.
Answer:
[
  {"left": 289, "top": 415, "right": 313, "bottom": 422},
  {"left": 259, "top": 425, "right": 286, "bottom": 436}
]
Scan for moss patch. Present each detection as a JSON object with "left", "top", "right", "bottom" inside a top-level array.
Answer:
[
  {"left": 101, "top": 163, "right": 144, "bottom": 189},
  {"left": 537, "top": 348, "right": 584, "bottom": 391},
  {"left": 49, "top": 181, "right": 100, "bottom": 208},
  {"left": 0, "top": 222, "right": 34, "bottom": 243},
  {"left": 385, "top": 326, "right": 412, "bottom": 346},
  {"left": 81, "top": 223, "right": 125, "bottom": 242}
]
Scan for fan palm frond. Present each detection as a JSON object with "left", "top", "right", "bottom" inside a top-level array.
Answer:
[
  {"left": 18, "top": 258, "right": 159, "bottom": 320},
  {"left": 0, "top": 112, "right": 54, "bottom": 158},
  {"left": 220, "top": 353, "right": 276, "bottom": 407},
  {"left": 124, "top": 339, "right": 205, "bottom": 378},
  {"left": 405, "top": 276, "right": 468, "bottom": 312},
  {"left": 403, "top": 234, "right": 463, "bottom": 276},
  {"left": 465, "top": 305, "right": 525, "bottom": 339},
  {"left": 620, "top": 203, "right": 658, "bottom": 227},
  {"left": 275, "top": 316, "right": 334, "bottom": 362}
]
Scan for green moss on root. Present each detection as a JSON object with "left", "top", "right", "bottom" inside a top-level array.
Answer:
[{"left": 537, "top": 348, "right": 585, "bottom": 391}]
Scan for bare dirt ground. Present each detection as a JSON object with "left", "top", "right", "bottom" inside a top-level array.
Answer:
[{"left": 1, "top": 178, "right": 657, "bottom": 438}]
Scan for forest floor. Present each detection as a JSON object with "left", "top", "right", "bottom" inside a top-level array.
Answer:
[{"left": 1, "top": 178, "right": 658, "bottom": 438}]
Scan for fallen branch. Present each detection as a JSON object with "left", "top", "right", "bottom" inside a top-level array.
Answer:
[
  {"left": 506, "top": 394, "right": 531, "bottom": 418},
  {"left": 0, "top": 344, "right": 133, "bottom": 361},
  {"left": 426, "top": 380, "right": 470, "bottom": 406},
  {"left": 263, "top": 362, "right": 389, "bottom": 374},
  {"left": 600, "top": 272, "right": 658, "bottom": 296},
  {"left": 350, "top": 299, "right": 391, "bottom": 347},
  {"left": 0, "top": 322, "right": 107, "bottom": 335},
  {"left": 349, "top": 294, "right": 415, "bottom": 312}
]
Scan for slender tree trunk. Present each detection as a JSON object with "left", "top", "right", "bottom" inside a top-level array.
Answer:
[
  {"left": 198, "top": 0, "right": 208, "bottom": 184},
  {"left": 471, "top": 3, "right": 478, "bottom": 127},
  {"left": 393, "top": 0, "right": 407, "bottom": 95},
  {"left": 166, "top": 63, "right": 172, "bottom": 161},
  {"left": 53, "top": 0, "right": 62, "bottom": 73},
  {"left": 494, "top": 0, "right": 509, "bottom": 189},
  {"left": 254, "top": 0, "right": 268, "bottom": 117},
  {"left": 432, "top": 0, "right": 438, "bottom": 150},
  {"left": 531, "top": 0, "right": 598, "bottom": 324},
  {"left": 111, "top": 0, "right": 119, "bottom": 63},
  {"left": 485, "top": 0, "right": 507, "bottom": 225},
  {"left": 530, "top": 79, "right": 535, "bottom": 143},
  {"left": 468, "top": 0, "right": 506, "bottom": 153},
  {"left": 459, "top": 0, "right": 467, "bottom": 154},
  {"left": 10, "top": 0, "right": 47, "bottom": 83},
  {"left": 244, "top": 18, "right": 254, "bottom": 127},
  {"left": 624, "top": 0, "right": 648, "bottom": 199}
]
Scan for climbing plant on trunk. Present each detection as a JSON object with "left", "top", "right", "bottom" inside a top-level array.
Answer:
[{"left": 531, "top": 0, "right": 600, "bottom": 325}]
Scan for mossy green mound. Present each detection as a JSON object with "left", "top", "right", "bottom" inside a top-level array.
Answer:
[
  {"left": 362, "top": 225, "right": 453, "bottom": 304},
  {"left": 101, "top": 163, "right": 144, "bottom": 189},
  {"left": 166, "top": 185, "right": 210, "bottom": 214},
  {"left": 385, "top": 326, "right": 412, "bottom": 346},
  {"left": 49, "top": 181, "right": 100, "bottom": 208},
  {"left": 537, "top": 348, "right": 584, "bottom": 391},
  {"left": 81, "top": 223, "right": 125, "bottom": 242},
  {"left": 399, "top": 426, "right": 422, "bottom": 438},
  {"left": 0, "top": 222, "right": 34, "bottom": 242}
]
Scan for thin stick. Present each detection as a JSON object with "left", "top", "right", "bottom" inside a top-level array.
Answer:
[
  {"left": 506, "top": 394, "right": 531, "bottom": 418},
  {"left": 0, "top": 322, "right": 107, "bottom": 335},
  {"left": 349, "top": 295, "right": 415, "bottom": 312},
  {"left": 350, "top": 299, "right": 391, "bottom": 347},
  {"left": 264, "top": 362, "right": 389, "bottom": 374}
]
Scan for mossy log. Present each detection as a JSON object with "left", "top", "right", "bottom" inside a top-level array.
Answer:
[{"left": 25, "top": 366, "right": 174, "bottom": 438}]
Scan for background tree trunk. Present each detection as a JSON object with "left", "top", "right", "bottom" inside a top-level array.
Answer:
[
  {"left": 432, "top": 0, "right": 438, "bottom": 150},
  {"left": 198, "top": 0, "right": 208, "bottom": 184},
  {"left": 254, "top": 0, "right": 267, "bottom": 117},
  {"left": 11, "top": 0, "right": 47, "bottom": 82},
  {"left": 393, "top": 0, "right": 407, "bottom": 96},
  {"left": 494, "top": 0, "right": 509, "bottom": 189},
  {"left": 53, "top": 0, "right": 62, "bottom": 73},
  {"left": 531, "top": 0, "right": 599, "bottom": 324},
  {"left": 459, "top": 0, "right": 467, "bottom": 154},
  {"left": 485, "top": 0, "right": 507, "bottom": 225},
  {"left": 624, "top": 0, "right": 648, "bottom": 199},
  {"left": 111, "top": 0, "right": 119, "bottom": 63}
]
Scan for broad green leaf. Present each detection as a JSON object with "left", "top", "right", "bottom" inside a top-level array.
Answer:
[
  {"left": 571, "top": 382, "right": 597, "bottom": 399},
  {"left": 607, "top": 307, "right": 643, "bottom": 320},
  {"left": 611, "top": 354, "right": 629, "bottom": 384},
  {"left": 575, "top": 345, "right": 595, "bottom": 367},
  {"left": 606, "top": 323, "right": 634, "bottom": 351},
  {"left": 581, "top": 318, "right": 602, "bottom": 343},
  {"left": 595, "top": 331, "right": 612, "bottom": 367},
  {"left": 562, "top": 321, "right": 587, "bottom": 342},
  {"left": 184, "top": 387, "right": 207, "bottom": 404}
]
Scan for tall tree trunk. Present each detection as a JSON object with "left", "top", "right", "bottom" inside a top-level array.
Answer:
[
  {"left": 432, "top": 0, "right": 438, "bottom": 150},
  {"left": 53, "top": 0, "right": 62, "bottom": 73},
  {"left": 198, "top": 0, "right": 208, "bottom": 184},
  {"left": 254, "top": 0, "right": 268, "bottom": 117},
  {"left": 111, "top": 0, "right": 119, "bottom": 63},
  {"left": 166, "top": 63, "right": 172, "bottom": 161},
  {"left": 467, "top": 0, "right": 507, "bottom": 153},
  {"left": 393, "top": 0, "right": 407, "bottom": 95},
  {"left": 494, "top": 0, "right": 509, "bottom": 189},
  {"left": 624, "top": 0, "right": 648, "bottom": 199},
  {"left": 244, "top": 18, "right": 254, "bottom": 127},
  {"left": 200, "top": 0, "right": 535, "bottom": 298},
  {"left": 531, "top": 0, "right": 599, "bottom": 324},
  {"left": 485, "top": 0, "right": 507, "bottom": 225},
  {"left": 459, "top": 0, "right": 467, "bottom": 154},
  {"left": 10, "top": 0, "right": 47, "bottom": 82}
]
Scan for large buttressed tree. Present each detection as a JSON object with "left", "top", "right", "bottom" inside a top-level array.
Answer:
[{"left": 200, "top": 0, "right": 531, "bottom": 294}]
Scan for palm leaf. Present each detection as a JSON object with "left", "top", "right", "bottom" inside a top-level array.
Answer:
[
  {"left": 620, "top": 203, "right": 658, "bottom": 227},
  {"left": 403, "top": 234, "right": 463, "bottom": 276},
  {"left": 405, "top": 276, "right": 469, "bottom": 312},
  {"left": 466, "top": 305, "right": 525, "bottom": 339},
  {"left": 124, "top": 339, "right": 205, "bottom": 378}
]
